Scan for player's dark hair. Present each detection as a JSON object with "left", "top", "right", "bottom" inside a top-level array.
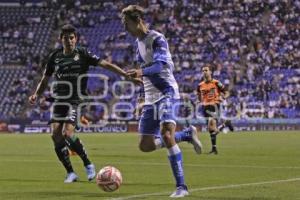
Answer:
[
  {"left": 60, "top": 24, "right": 77, "bottom": 39},
  {"left": 203, "top": 63, "right": 214, "bottom": 73},
  {"left": 121, "top": 5, "right": 145, "bottom": 22}
]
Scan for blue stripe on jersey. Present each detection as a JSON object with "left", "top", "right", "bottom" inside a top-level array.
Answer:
[
  {"left": 142, "top": 61, "right": 164, "bottom": 76},
  {"left": 147, "top": 73, "right": 175, "bottom": 96},
  {"left": 153, "top": 36, "right": 168, "bottom": 63}
]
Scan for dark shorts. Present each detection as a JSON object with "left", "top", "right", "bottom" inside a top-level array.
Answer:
[
  {"left": 48, "top": 102, "right": 78, "bottom": 125},
  {"left": 203, "top": 104, "right": 221, "bottom": 123}
]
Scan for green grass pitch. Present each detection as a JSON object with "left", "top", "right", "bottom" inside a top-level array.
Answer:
[{"left": 0, "top": 131, "right": 299, "bottom": 200}]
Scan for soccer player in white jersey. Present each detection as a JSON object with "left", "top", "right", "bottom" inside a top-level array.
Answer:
[{"left": 122, "top": 5, "right": 203, "bottom": 198}]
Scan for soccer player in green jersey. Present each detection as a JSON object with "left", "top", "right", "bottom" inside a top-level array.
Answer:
[{"left": 29, "top": 24, "right": 138, "bottom": 183}]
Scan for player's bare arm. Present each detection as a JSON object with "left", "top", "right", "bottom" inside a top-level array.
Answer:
[
  {"left": 221, "top": 90, "right": 230, "bottom": 99},
  {"left": 28, "top": 74, "right": 50, "bottom": 105},
  {"left": 127, "top": 69, "right": 142, "bottom": 78},
  {"left": 196, "top": 87, "right": 202, "bottom": 103},
  {"left": 219, "top": 84, "right": 230, "bottom": 100},
  {"left": 98, "top": 59, "right": 128, "bottom": 77},
  {"left": 99, "top": 60, "right": 142, "bottom": 84}
]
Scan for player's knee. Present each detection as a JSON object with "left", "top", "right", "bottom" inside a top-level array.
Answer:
[
  {"left": 208, "top": 125, "right": 215, "bottom": 132},
  {"left": 139, "top": 135, "right": 156, "bottom": 152},
  {"left": 208, "top": 124, "right": 217, "bottom": 132},
  {"left": 139, "top": 142, "right": 154, "bottom": 152},
  {"left": 161, "top": 133, "right": 172, "bottom": 143},
  {"left": 161, "top": 133, "right": 175, "bottom": 148},
  {"left": 161, "top": 123, "right": 174, "bottom": 136},
  {"left": 63, "top": 128, "right": 74, "bottom": 137},
  {"left": 51, "top": 130, "right": 63, "bottom": 143},
  {"left": 208, "top": 121, "right": 216, "bottom": 132},
  {"left": 138, "top": 144, "right": 149, "bottom": 152},
  {"left": 51, "top": 134, "right": 60, "bottom": 143},
  {"left": 51, "top": 135, "right": 65, "bottom": 149}
]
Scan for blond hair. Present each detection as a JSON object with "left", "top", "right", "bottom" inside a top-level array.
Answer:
[{"left": 121, "top": 5, "right": 145, "bottom": 22}]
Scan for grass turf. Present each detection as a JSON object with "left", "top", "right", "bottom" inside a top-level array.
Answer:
[{"left": 0, "top": 131, "right": 299, "bottom": 200}]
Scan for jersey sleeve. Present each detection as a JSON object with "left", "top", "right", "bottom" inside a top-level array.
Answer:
[
  {"left": 43, "top": 52, "right": 55, "bottom": 76},
  {"left": 152, "top": 36, "right": 168, "bottom": 63},
  {"left": 216, "top": 80, "right": 225, "bottom": 92},
  {"left": 142, "top": 61, "right": 163, "bottom": 76},
  {"left": 83, "top": 48, "right": 101, "bottom": 66}
]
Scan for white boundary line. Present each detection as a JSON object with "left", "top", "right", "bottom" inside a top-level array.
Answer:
[
  {"left": 109, "top": 177, "right": 300, "bottom": 200},
  {"left": 1, "top": 159, "right": 300, "bottom": 170}
]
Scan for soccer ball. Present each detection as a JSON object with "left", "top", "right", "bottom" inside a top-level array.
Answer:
[{"left": 96, "top": 166, "right": 122, "bottom": 192}]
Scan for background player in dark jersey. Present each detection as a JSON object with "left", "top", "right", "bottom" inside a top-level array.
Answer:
[
  {"left": 197, "top": 64, "right": 234, "bottom": 154},
  {"left": 29, "top": 24, "right": 138, "bottom": 183}
]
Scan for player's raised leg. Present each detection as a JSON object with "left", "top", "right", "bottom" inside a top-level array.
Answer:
[
  {"left": 218, "top": 119, "right": 234, "bottom": 133},
  {"left": 138, "top": 104, "right": 202, "bottom": 154},
  {"left": 153, "top": 125, "right": 202, "bottom": 154}
]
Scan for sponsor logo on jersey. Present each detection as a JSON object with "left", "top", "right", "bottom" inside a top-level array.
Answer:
[
  {"left": 55, "top": 65, "right": 59, "bottom": 72},
  {"left": 74, "top": 53, "right": 80, "bottom": 61},
  {"left": 54, "top": 58, "right": 63, "bottom": 63},
  {"left": 71, "top": 65, "right": 81, "bottom": 69},
  {"left": 57, "top": 73, "right": 80, "bottom": 78},
  {"left": 92, "top": 54, "right": 99, "bottom": 60}
]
